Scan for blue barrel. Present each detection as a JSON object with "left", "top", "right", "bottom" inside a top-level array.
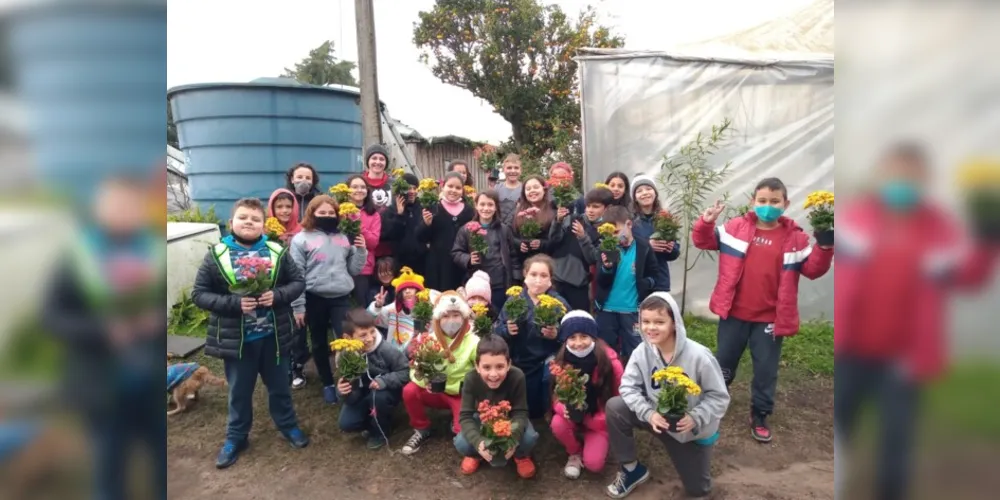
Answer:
[
  {"left": 4, "top": 2, "right": 168, "bottom": 203},
  {"left": 167, "top": 78, "right": 365, "bottom": 218}
]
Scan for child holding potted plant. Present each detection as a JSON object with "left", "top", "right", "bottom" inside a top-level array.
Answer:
[
  {"left": 455, "top": 335, "right": 539, "bottom": 478},
  {"left": 605, "top": 292, "right": 730, "bottom": 499},
  {"left": 496, "top": 254, "right": 570, "bottom": 419},
  {"left": 333, "top": 309, "right": 410, "bottom": 450},
  {"left": 594, "top": 206, "right": 660, "bottom": 361},
  {"left": 630, "top": 175, "right": 681, "bottom": 292},
  {"left": 400, "top": 291, "right": 480, "bottom": 456},
  {"left": 692, "top": 178, "right": 833, "bottom": 442},
  {"left": 451, "top": 190, "right": 519, "bottom": 307},
  {"left": 417, "top": 172, "right": 475, "bottom": 292},
  {"left": 549, "top": 311, "right": 623, "bottom": 479},
  {"left": 512, "top": 175, "right": 556, "bottom": 264},
  {"left": 367, "top": 266, "right": 426, "bottom": 352}
]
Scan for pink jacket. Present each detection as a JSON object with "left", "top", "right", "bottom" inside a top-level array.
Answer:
[
  {"left": 359, "top": 210, "right": 381, "bottom": 275},
  {"left": 836, "top": 197, "right": 998, "bottom": 381},
  {"left": 692, "top": 212, "right": 834, "bottom": 336},
  {"left": 552, "top": 346, "right": 624, "bottom": 431}
]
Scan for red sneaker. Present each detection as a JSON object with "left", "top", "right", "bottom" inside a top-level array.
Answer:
[
  {"left": 514, "top": 457, "right": 536, "bottom": 478},
  {"left": 460, "top": 457, "right": 481, "bottom": 475},
  {"left": 750, "top": 413, "right": 772, "bottom": 442}
]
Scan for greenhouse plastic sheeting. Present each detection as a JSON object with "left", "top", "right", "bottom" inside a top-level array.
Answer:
[{"left": 577, "top": 49, "right": 834, "bottom": 322}]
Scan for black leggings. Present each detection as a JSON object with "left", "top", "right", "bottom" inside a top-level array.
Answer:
[
  {"left": 304, "top": 293, "right": 351, "bottom": 387},
  {"left": 352, "top": 274, "right": 371, "bottom": 307}
]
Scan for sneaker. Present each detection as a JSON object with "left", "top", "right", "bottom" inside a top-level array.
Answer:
[
  {"left": 563, "top": 454, "right": 583, "bottom": 479},
  {"left": 366, "top": 434, "right": 387, "bottom": 450},
  {"left": 606, "top": 462, "right": 650, "bottom": 498},
  {"left": 291, "top": 365, "right": 306, "bottom": 390},
  {"left": 514, "top": 457, "right": 536, "bottom": 479},
  {"left": 282, "top": 427, "right": 310, "bottom": 449},
  {"left": 323, "top": 385, "right": 339, "bottom": 405},
  {"left": 751, "top": 413, "right": 772, "bottom": 442},
  {"left": 215, "top": 439, "right": 248, "bottom": 469},
  {"left": 460, "top": 456, "right": 481, "bottom": 475},
  {"left": 400, "top": 429, "right": 429, "bottom": 456}
]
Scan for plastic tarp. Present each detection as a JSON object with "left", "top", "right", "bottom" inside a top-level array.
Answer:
[{"left": 577, "top": 48, "right": 834, "bottom": 321}]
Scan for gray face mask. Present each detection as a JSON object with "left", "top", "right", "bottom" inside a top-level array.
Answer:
[
  {"left": 440, "top": 318, "right": 464, "bottom": 336},
  {"left": 293, "top": 181, "right": 312, "bottom": 195}
]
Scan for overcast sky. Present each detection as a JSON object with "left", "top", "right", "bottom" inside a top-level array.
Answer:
[{"left": 168, "top": 0, "right": 813, "bottom": 143}]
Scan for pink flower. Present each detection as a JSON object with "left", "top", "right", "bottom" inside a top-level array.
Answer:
[
  {"left": 464, "top": 221, "right": 480, "bottom": 232},
  {"left": 476, "top": 229, "right": 488, "bottom": 236}
]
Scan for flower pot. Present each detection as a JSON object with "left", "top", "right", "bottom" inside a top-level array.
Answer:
[
  {"left": 489, "top": 455, "right": 508, "bottom": 468},
  {"left": 664, "top": 412, "right": 685, "bottom": 432},
  {"left": 413, "top": 319, "right": 428, "bottom": 334},
  {"left": 429, "top": 374, "right": 448, "bottom": 394},
  {"left": 814, "top": 229, "right": 835, "bottom": 247},
  {"left": 603, "top": 251, "right": 620, "bottom": 266},
  {"left": 567, "top": 406, "right": 586, "bottom": 424}
]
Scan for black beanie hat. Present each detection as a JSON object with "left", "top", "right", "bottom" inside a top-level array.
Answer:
[
  {"left": 403, "top": 173, "right": 419, "bottom": 186},
  {"left": 365, "top": 144, "right": 389, "bottom": 164}
]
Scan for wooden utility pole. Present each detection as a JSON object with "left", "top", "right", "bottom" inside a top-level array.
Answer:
[{"left": 355, "top": 0, "right": 383, "bottom": 147}]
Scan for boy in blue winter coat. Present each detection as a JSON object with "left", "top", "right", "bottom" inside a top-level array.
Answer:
[
  {"left": 594, "top": 206, "right": 661, "bottom": 361},
  {"left": 192, "top": 198, "right": 309, "bottom": 469}
]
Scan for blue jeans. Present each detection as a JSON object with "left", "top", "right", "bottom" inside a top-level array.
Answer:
[
  {"left": 523, "top": 366, "right": 551, "bottom": 420},
  {"left": 596, "top": 310, "right": 640, "bottom": 360},
  {"left": 338, "top": 388, "right": 401, "bottom": 435},
  {"left": 223, "top": 334, "right": 298, "bottom": 442},
  {"left": 454, "top": 417, "right": 539, "bottom": 458}
]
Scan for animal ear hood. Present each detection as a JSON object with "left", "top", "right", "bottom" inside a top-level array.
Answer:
[{"left": 433, "top": 290, "right": 472, "bottom": 320}]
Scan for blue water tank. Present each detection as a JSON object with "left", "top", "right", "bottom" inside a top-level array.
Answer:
[{"left": 167, "top": 77, "right": 365, "bottom": 217}]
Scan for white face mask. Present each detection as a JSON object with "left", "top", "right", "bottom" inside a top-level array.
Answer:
[
  {"left": 293, "top": 181, "right": 312, "bottom": 195},
  {"left": 440, "top": 318, "right": 464, "bottom": 337},
  {"left": 566, "top": 342, "right": 596, "bottom": 359}
]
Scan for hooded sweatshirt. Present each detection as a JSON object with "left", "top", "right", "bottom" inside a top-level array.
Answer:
[
  {"left": 288, "top": 229, "right": 368, "bottom": 313},
  {"left": 335, "top": 331, "right": 411, "bottom": 391},
  {"left": 267, "top": 188, "right": 303, "bottom": 245},
  {"left": 620, "top": 292, "right": 730, "bottom": 444}
]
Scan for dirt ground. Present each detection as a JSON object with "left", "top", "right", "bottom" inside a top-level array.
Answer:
[{"left": 166, "top": 357, "right": 834, "bottom": 500}]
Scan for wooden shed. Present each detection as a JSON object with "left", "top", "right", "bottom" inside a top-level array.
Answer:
[{"left": 393, "top": 119, "right": 493, "bottom": 190}]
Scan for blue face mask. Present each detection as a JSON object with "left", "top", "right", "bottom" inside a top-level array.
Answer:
[
  {"left": 754, "top": 205, "right": 784, "bottom": 223},
  {"left": 879, "top": 180, "right": 921, "bottom": 211}
]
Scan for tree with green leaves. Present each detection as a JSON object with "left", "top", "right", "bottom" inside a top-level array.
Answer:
[
  {"left": 281, "top": 40, "right": 358, "bottom": 87},
  {"left": 413, "top": 0, "right": 623, "bottom": 158}
]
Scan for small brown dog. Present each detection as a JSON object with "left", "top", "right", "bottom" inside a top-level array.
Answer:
[{"left": 167, "top": 364, "right": 227, "bottom": 416}]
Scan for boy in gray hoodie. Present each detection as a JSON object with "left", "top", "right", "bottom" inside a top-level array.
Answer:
[{"left": 605, "top": 292, "right": 730, "bottom": 499}]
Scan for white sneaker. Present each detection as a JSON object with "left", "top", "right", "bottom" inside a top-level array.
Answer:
[
  {"left": 401, "top": 430, "right": 429, "bottom": 456},
  {"left": 564, "top": 454, "right": 583, "bottom": 479},
  {"left": 291, "top": 375, "right": 306, "bottom": 390}
]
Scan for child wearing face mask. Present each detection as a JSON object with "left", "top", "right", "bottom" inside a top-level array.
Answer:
[
  {"left": 401, "top": 291, "right": 480, "bottom": 456},
  {"left": 285, "top": 162, "right": 321, "bottom": 220},
  {"left": 594, "top": 206, "right": 661, "bottom": 362},
  {"left": 368, "top": 266, "right": 426, "bottom": 352},
  {"left": 550, "top": 311, "right": 624, "bottom": 479},
  {"left": 496, "top": 254, "right": 570, "bottom": 420},
  {"left": 451, "top": 190, "right": 519, "bottom": 308},
  {"left": 289, "top": 195, "right": 369, "bottom": 406},
  {"left": 692, "top": 177, "right": 832, "bottom": 443},
  {"left": 418, "top": 172, "right": 475, "bottom": 292}
]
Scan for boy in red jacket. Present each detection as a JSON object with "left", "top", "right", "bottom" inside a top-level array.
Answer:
[{"left": 692, "top": 178, "right": 833, "bottom": 442}]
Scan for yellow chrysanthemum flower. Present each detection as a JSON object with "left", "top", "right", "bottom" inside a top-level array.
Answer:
[
  {"left": 329, "top": 183, "right": 352, "bottom": 195},
  {"left": 594, "top": 182, "right": 610, "bottom": 190},
  {"left": 418, "top": 178, "right": 439, "bottom": 191},
  {"left": 416, "top": 289, "right": 431, "bottom": 302},
  {"left": 329, "top": 338, "right": 365, "bottom": 352},
  {"left": 803, "top": 190, "right": 835, "bottom": 209},
  {"left": 338, "top": 202, "right": 360, "bottom": 216},
  {"left": 666, "top": 366, "right": 684, "bottom": 374},
  {"left": 264, "top": 217, "right": 285, "bottom": 236},
  {"left": 597, "top": 223, "right": 617, "bottom": 237},
  {"left": 956, "top": 158, "right": 1000, "bottom": 189},
  {"left": 506, "top": 286, "right": 523, "bottom": 297},
  {"left": 464, "top": 185, "right": 476, "bottom": 194},
  {"left": 471, "top": 303, "right": 490, "bottom": 317},
  {"left": 392, "top": 168, "right": 405, "bottom": 177}
]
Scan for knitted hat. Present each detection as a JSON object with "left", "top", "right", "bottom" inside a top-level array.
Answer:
[
  {"left": 403, "top": 173, "right": 419, "bottom": 186},
  {"left": 558, "top": 310, "right": 599, "bottom": 343},
  {"left": 390, "top": 266, "right": 425, "bottom": 293},
  {"left": 463, "top": 270, "right": 492, "bottom": 304},
  {"left": 630, "top": 174, "right": 657, "bottom": 198},
  {"left": 365, "top": 144, "right": 389, "bottom": 164}
]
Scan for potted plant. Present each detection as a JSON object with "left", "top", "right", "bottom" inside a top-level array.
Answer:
[
  {"left": 330, "top": 338, "right": 369, "bottom": 405},
  {"left": 478, "top": 399, "right": 519, "bottom": 467},
  {"left": 417, "top": 178, "right": 440, "bottom": 212},
  {"left": 471, "top": 303, "right": 493, "bottom": 338},
  {"left": 650, "top": 209, "right": 681, "bottom": 242},
  {"left": 473, "top": 144, "right": 500, "bottom": 173},
  {"left": 329, "top": 183, "right": 352, "bottom": 204},
  {"left": 516, "top": 207, "right": 542, "bottom": 240},
  {"left": 408, "top": 334, "right": 448, "bottom": 393},
  {"left": 549, "top": 362, "right": 589, "bottom": 423},
  {"left": 957, "top": 160, "right": 1000, "bottom": 242},
  {"left": 502, "top": 286, "right": 528, "bottom": 333},
  {"left": 337, "top": 201, "right": 362, "bottom": 241},
  {"left": 597, "top": 222, "right": 620, "bottom": 266},
  {"left": 549, "top": 177, "right": 579, "bottom": 209},
  {"left": 804, "top": 190, "right": 835, "bottom": 246},
  {"left": 228, "top": 256, "right": 274, "bottom": 300},
  {"left": 412, "top": 289, "right": 434, "bottom": 334},
  {"left": 464, "top": 185, "right": 477, "bottom": 206},
  {"left": 534, "top": 294, "right": 566, "bottom": 329},
  {"left": 465, "top": 221, "right": 489, "bottom": 258},
  {"left": 390, "top": 168, "right": 411, "bottom": 198},
  {"left": 651, "top": 366, "right": 702, "bottom": 432},
  {"left": 264, "top": 216, "right": 286, "bottom": 246}
]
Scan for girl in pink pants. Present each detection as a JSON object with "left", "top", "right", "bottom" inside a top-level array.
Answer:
[{"left": 550, "top": 311, "right": 624, "bottom": 479}]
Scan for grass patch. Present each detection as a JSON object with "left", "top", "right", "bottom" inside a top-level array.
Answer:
[
  {"left": 924, "top": 361, "right": 1000, "bottom": 441},
  {"left": 684, "top": 315, "right": 834, "bottom": 376}
]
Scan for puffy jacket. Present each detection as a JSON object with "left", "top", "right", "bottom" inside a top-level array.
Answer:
[
  {"left": 836, "top": 197, "right": 999, "bottom": 381},
  {"left": 692, "top": 212, "right": 833, "bottom": 336},
  {"left": 359, "top": 210, "right": 382, "bottom": 275},
  {"left": 192, "top": 242, "right": 305, "bottom": 360}
]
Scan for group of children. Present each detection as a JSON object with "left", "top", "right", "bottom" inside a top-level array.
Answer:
[{"left": 189, "top": 149, "right": 834, "bottom": 498}]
